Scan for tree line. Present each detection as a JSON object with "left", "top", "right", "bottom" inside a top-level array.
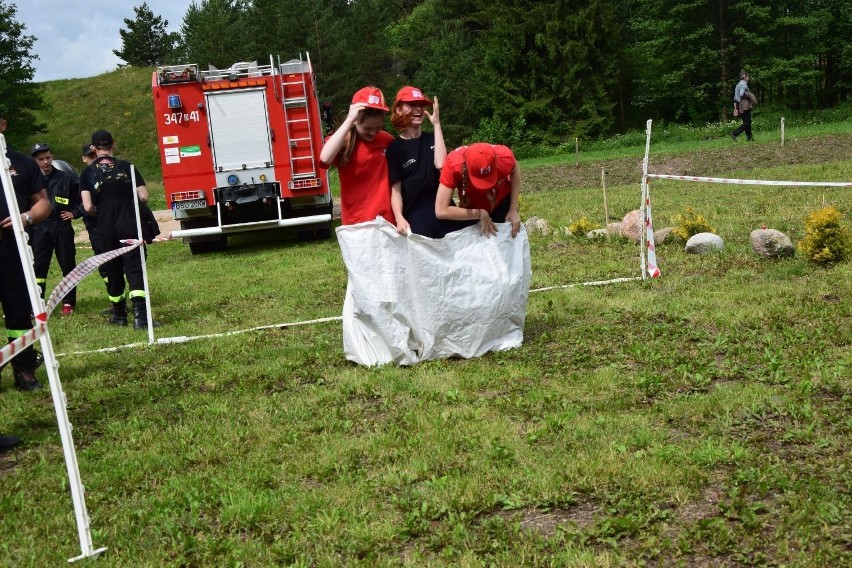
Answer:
[{"left": 4, "top": 1, "right": 851, "bottom": 150}]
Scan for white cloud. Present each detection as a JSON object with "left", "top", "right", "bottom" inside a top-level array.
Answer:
[{"left": 13, "top": 0, "right": 189, "bottom": 82}]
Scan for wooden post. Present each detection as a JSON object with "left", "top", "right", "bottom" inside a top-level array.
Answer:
[
  {"left": 574, "top": 137, "right": 580, "bottom": 168},
  {"left": 601, "top": 168, "right": 609, "bottom": 226},
  {"left": 781, "top": 117, "right": 785, "bottom": 147}
]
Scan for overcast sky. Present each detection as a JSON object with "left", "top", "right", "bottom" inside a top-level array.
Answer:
[{"left": 14, "top": 1, "right": 190, "bottom": 83}]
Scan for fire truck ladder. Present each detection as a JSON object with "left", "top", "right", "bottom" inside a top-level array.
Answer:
[{"left": 281, "top": 56, "right": 318, "bottom": 184}]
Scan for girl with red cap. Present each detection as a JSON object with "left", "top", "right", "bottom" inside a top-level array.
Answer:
[
  {"left": 319, "top": 86, "right": 395, "bottom": 225},
  {"left": 386, "top": 86, "right": 448, "bottom": 237},
  {"left": 435, "top": 143, "right": 521, "bottom": 238}
]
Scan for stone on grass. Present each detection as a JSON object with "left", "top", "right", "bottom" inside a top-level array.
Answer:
[
  {"left": 685, "top": 232, "right": 724, "bottom": 254},
  {"left": 653, "top": 227, "right": 673, "bottom": 244},
  {"left": 607, "top": 222, "right": 622, "bottom": 237},
  {"left": 586, "top": 228, "right": 608, "bottom": 239},
  {"left": 621, "top": 210, "right": 643, "bottom": 242},
  {"left": 524, "top": 216, "right": 551, "bottom": 236},
  {"left": 750, "top": 229, "right": 794, "bottom": 259}
]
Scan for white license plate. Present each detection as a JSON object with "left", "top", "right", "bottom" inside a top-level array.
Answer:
[{"left": 172, "top": 198, "right": 208, "bottom": 210}]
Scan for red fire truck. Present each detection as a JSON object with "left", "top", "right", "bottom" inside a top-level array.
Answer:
[{"left": 151, "top": 55, "right": 332, "bottom": 253}]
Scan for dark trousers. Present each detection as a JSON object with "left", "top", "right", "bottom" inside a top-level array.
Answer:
[
  {"left": 0, "top": 237, "right": 33, "bottom": 332},
  {"left": 83, "top": 215, "right": 109, "bottom": 281},
  {"left": 732, "top": 109, "right": 753, "bottom": 140},
  {"left": 104, "top": 247, "right": 145, "bottom": 298},
  {"left": 32, "top": 222, "right": 77, "bottom": 306}
]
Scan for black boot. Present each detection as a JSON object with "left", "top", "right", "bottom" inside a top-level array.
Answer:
[
  {"left": 0, "top": 434, "right": 22, "bottom": 453},
  {"left": 12, "top": 348, "right": 44, "bottom": 391},
  {"left": 132, "top": 298, "right": 161, "bottom": 330},
  {"left": 108, "top": 300, "right": 128, "bottom": 326}
]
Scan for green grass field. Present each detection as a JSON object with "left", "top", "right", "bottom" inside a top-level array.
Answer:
[{"left": 1, "top": 116, "right": 851, "bottom": 564}]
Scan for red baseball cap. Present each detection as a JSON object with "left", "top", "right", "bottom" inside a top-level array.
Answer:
[
  {"left": 351, "top": 86, "right": 388, "bottom": 111},
  {"left": 464, "top": 143, "right": 498, "bottom": 190},
  {"left": 394, "top": 86, "right": 432, "bottom": 106}
]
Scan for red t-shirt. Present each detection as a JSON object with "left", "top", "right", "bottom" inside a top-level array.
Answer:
[
  {"left": 439, "top": 145, "right": 516, "bottom": 212},
  {"left": 322, "top": 131, "right": 395, "bottom": 225}
]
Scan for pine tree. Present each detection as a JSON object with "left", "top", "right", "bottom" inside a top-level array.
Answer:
[
  {"left": 0, "top": 0, "right": 46, "bottom": 146},
  {"left": 114, "top": 2, "right": 181, "bottom": 67}
]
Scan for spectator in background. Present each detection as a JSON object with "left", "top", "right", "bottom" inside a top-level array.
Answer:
[
  {"left": 435, "top": 143, "right": 521, "bottom": 238},
  {"left": 319, "top": 87, "right": 395, "bottom": 226},
  {"left": 731, "top": 70, "right": 756, "bottom": 142},
  {"left": 30, "top": 143, "right": 82, "bottom": 315},
  {"left": 386, "top": 86, "right": 451, "bottom": 238}
]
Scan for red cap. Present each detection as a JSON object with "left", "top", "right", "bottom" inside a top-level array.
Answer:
[
  {"left": 394, "top": 86, "right": 432, "bottom": 106},
  {"left": 464, "top": 143, "right": 498, "bottom": 190},
  {"left": 351, "top": 86, "right": 388, "bottom": 111}
]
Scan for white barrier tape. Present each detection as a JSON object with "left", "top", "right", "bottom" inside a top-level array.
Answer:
[
  {"left": 530, "top": 276, "right": 643, "bottom": 293},
  {"left": 46, "top": 241, "right": 143, "bottom": 316},
  {"left": 646, "top": 174, "right": 852, "bottom": 187},
  {"left": 0, "top": 321, "right": 48, "bottom": 367},
  {"left": 55, "top": 315, "right": 344, "bottom": 357}
]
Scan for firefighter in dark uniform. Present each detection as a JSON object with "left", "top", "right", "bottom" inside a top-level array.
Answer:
[
  {"left": 30, "top": 143, "right": 82, "bottom": 315},
  {"left": 1, "top": 142, "right": 51, "bottom": 400},
  {"left": 80, "top": 130, "right": 159, "bottom": 330},
  {"left": 80, "top": 144, "right": 113, "bottom": 315}
]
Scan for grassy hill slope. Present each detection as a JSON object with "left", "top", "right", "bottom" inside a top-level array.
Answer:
[{"left": 26, "top": 66, "right": 161, "bottom": 182}]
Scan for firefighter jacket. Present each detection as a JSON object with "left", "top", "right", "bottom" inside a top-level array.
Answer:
[{"left": 40, "top": 167, "right": 82, "bottom": 227}]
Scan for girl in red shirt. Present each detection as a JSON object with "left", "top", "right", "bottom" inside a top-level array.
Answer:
[{"left": 319, "top": 87, "right": 395, "bottom": 225}]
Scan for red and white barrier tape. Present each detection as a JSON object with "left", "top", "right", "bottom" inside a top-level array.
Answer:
[
  {"left": 46, "top": 240, "right": 143, "bottom": 316},
  {"left": 0, "top": 321, "right": 48, "bottom": 367},
  {"left": 646, "top": 174, "right": 852, "bottom": 187},
  {"left": 0, "top": 241, "right": 143, "bottom": 365}
]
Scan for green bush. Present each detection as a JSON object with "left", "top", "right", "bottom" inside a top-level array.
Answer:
[
  {"left": 798, "top": 206, "right": 852, "bottom": 266},
  {"left": 671, "top": 207, "right": 716, "bottom": 241}
]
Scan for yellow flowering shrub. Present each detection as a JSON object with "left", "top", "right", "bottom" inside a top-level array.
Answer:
[
  {"left": 671, "top": 207, "right": 716, "bottom": 241},
  {"left": 798, "top": 206, "right": 852, "bottom": 265}
]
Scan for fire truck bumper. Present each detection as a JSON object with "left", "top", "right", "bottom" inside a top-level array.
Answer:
[{"left": 171, "top": 214, "right": 332, "bottom": 239}]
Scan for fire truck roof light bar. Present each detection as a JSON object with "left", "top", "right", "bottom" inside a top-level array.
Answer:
[{"left": 171, "top": 214, "right": 331, "bottom": 239}]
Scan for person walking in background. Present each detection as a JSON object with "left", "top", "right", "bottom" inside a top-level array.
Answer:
[
  {"left": 435, "top": 143, "right": 522, "bottom": 238},
  {"left": 80, "top": 130, "right": 159, "bottom": 330},
  {"left": 386, "top": 86, "right": 449, "bottom": 238},
  {"left": 319, "top": 86, "right": 395, "bottom": 226},
  {"left": 29, "top": 143, "right": 82, "bottom": 315},
  {"left": 731, "top": 70, "right": 756, "bottom": 142},
  {"left": 1, "top": 141, "right": 51, "bottom": 396}
]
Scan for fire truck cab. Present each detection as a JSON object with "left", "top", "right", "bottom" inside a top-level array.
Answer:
[{"left": 152, "top": 55, "right": 332, "bottom": 253}]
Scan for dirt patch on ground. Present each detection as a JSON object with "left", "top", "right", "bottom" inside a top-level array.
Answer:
[{"left": 522, "top": 133, "right": 852, "bottom": 194}]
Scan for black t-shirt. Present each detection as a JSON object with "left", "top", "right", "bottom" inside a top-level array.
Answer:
[
  {"left": 80, "top": 156, "right": 147, "bottom": 245},
  {"left": 386, "top": 132, "right": 439, "bottom": 216},
  {"left": 2, "top": 149, "right": 44, "bottom": 219}
]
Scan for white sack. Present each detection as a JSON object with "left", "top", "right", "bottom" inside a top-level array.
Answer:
[{"left": 336, "top": 218, "right": 531, "bottom": 366}]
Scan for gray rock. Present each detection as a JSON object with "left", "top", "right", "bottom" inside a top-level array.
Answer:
[
  {"left": 586, "top": 228, "right": 609, "bottom": 239},
  {"left": 685, "top": 232, "right": 724, "bottom": 254},
  {"left": 524, "top": 216, "right": 551, "bottom": 236},
  {"left": 621, "top": 210, "right": 643, "bottom": 242},
  {"left": 607, "top": 222, "right": 622, "bottom": 237},
  {"left": 653, "top": 227, "right": 673, "bottom": 244},
  {"left": 750, "top": 229, "right": 794, "bottom": 259}
]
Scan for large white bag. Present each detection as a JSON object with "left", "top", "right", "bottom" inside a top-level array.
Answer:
[{"left": 336, "top": 218, "right": 531, "bottom": 366}]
